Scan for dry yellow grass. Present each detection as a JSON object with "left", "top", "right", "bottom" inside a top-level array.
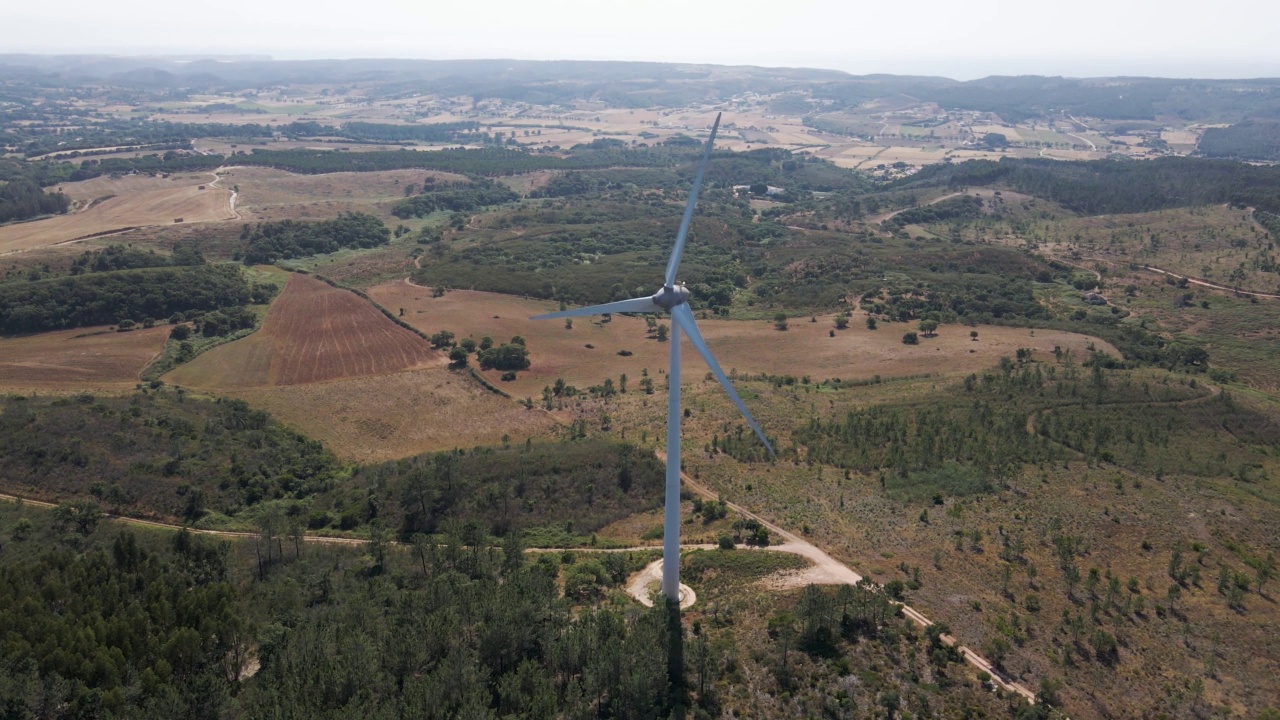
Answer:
[
  {"left": 368, "top": 282, "right": 1115, "bottom": 399},
  {"left": 224, "top": 167, "right": 466, "bottom": 222},
  {"left": 217, "top": 368, "right": 559, "bottom": 462},
  {"left": 0, "top": 325, "right": 169, "bottom": 391},
  {"left": 0, "top": 174, "right": 234, "bottom": 253}
]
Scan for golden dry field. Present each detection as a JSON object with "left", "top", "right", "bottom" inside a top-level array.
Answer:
[
  {"left": 0, "top": 324, "right": 169, "bottom": 391},
  {"left": 215, "top": 368, "right": 559, "bottom": 462},
  {"left": 368, "top": 282, "right": 1116, "bottom": 399},
  {"left": 224, "top": 166, "right": 466, "bottom": 222},
  {"left": 0, "top": 173, "right": 235, "bottom": 253}
]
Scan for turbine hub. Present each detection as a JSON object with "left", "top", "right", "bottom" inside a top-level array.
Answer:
[{"left": 651, "top": 284, "right": 690, "bottom": 311}]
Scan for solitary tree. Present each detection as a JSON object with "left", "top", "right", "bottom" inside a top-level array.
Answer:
[
  {"left": 919, "top": 319, "right": 939, "bottom": 337},
  {"left": 774, "top": 313, "right": 789, "bottom": 331},
  {"left": 902, "top": 331, "right": 919, "bottom": 345},
  {"left": 53, "top": 500, "right": 102, "bottom": 536},
  {"left": 834, "top": 315, "right": 849, "bottom": 330}
]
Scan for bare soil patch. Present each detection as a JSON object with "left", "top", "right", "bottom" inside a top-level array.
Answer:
[
  {"left": 166, "top": 274, "right": 437, "bottom": 388},
  {"left": 0, "top": 325, "right": 169, "bottom": 391}
]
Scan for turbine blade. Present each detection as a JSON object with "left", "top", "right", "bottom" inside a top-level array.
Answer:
[
  {"left": 530, "top": 295, "right": 662, "bottom": 320},
  {"left": 664, "top": 112, "right": 722, "bottom": 287},
  {"left": 673, "top": 304, "right": 775, "bottom": 456}
]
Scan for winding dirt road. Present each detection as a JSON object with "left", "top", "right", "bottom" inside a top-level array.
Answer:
[{"left": 655, "top": 452, "right": 1036, "bottom": 702}]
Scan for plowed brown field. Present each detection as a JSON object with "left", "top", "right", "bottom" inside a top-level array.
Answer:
[
  {"left": 0, "top": 325, "right": 169, "bottom": 391},
  {"left": 166, "top": 274, "right": 437, "bottom": 388}
]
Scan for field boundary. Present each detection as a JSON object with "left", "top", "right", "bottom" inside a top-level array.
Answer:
[
  {"left": 467, "top": 366, "right": 512, "bottom": 398},
  {"left": 304, "top": 270, "right": 435, "bottom": 342},
  {"left": 143, "top": 323, "right": 263, "bottom": 382}
]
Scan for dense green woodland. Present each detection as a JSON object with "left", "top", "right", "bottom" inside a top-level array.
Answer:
[
  {"left": 239, "top": 213, "right": 389, "bottom": 265},
  {"left": 361, "top": 440, "right": 663, "bottom": 539},
  {"left": 391, "top": 179, "right": 519, "bottom": 219},
  {"left": 791, "top": 363, "right": 1271, "bottom": 500},
  {"left": 0, "top": 528, "right": 243, "bottom": 718},
  {"left": 0, "top": 502, "right": 1025, "bottom": 720},
  {"left": 0, "top": 264, "right": 251, "bottom": 334},
  {"left": 0, "top": 391, "right": 664, "bottom": 545},
  {"left": 0, "top": 393, "right": 340, "bottom": 521},
  {"left": 1198, "top": 120, "right": 1280, "bottom": 162},
  {"left": 3, "top": 118, "right": 481, "bottom": 158},
  {"left": 0, "top": 178, "right": 70, "bottom": 223},
  {"left": 897, "top": 157, "right": 1280, "bottom": 215}
]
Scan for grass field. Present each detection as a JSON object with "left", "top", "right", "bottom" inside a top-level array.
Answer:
[
  {"left": 215, "top": 367, "right": 559, "bottom": 462},
  {"left": 225, "top": 166, "right": 467, "bottom": 223},
  {"left": 0, "top": 173, "right": 234, "bottom": 253},
  {"left": 368, "top": 282, "right": 1116, "bottom": 399},
  {"left": 0, "top": 324, "right": 169, "bottom": 391},
  {"left": 1047, "top": 205, "right": 1275, "bottom": 293},
  {"left": 165, "top": 273, "right": 437, "bottom": 388},
  {"left": 159, "top": 272, "right": 558, "bottom": 460}
]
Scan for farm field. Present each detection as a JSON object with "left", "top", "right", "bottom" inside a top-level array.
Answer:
[
  {"left": 165, "top": 273, "right": 437, "bottom": 388},
  {"left": 0, "top": 173, "right": 235, "bottom": 253},
  {"left": 0, "top": 324, "right": 169, "bottom": 391},
  {"left": 225, "top": 166, "right": 467, "bottom": 222},
  {"left": 215, "top": 367, "right": 559, "bottom": 462},
  {"left": 368, "top": 282, "right": 1116, "bottom": 399}
]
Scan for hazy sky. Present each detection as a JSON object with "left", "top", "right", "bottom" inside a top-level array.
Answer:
[{"left": 6, "top": 0, "right": 1280, "bottom": 79}]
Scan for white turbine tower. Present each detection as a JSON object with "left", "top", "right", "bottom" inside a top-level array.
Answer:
[{"left": 532, "top": 112, "right": 774, "bottom": 603}]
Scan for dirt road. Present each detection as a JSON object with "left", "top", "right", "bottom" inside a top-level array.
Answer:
[
  {"left": 654, "top": 452, "right": 1036, "bottom": 702},
  {"left": 871, "top": 191, "right": 964, "bottom": 226},
  {"left": 0, "top": 492, "right": 366, "bottom": 546},
  {"left": 1137, "top": 264, "right": 1280, "bottom": 299}
]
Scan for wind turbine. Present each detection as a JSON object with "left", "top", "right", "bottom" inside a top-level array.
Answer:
[{"left": 532, "top": 112, "right": 774, "bottom": 603}]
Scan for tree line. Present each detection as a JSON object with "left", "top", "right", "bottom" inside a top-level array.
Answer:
[
  {"left": 0, "top": 264, "right": 251, "bottom": 334},
  {"left": 0, "top": 178, "right": 70, "bottom": 223},
  {"left": 390, "top": 179, "right": 519, "bottom": 219},
  {"left": 896, "top": 156, "right": 1280, "bottom": 215},
  {"left": 1198, "top": 120, "right": 1280, "bottom": 162},
  {"left": 240, "top": 213, "right": 390, "bottom": 265}
]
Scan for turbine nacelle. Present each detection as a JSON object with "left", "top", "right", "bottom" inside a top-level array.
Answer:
[{"left": 651, "top": 284, "right": 690, "bottom": 311}]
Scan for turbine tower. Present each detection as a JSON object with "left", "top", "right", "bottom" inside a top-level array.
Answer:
[{"left": 532, "top": 112, "right": 774, "bottom": 603}]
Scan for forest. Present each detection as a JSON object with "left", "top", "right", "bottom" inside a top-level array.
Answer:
[
  {"left": 7, "top": 119, "right": 483, "bottom": 158},
  {"left": 391, "top": 179, "right": 519, "bottom": 219},
  {"left": 68, "top": 242, "right": 204, "bottom": 275},
  {"left": 0, "top": 390, "right": 665, "bottom": 545},
  {"left": 0, "top": 264, "right": 252, "bottom": 334},
  {"left": 896, "top": 156, "right": 1280, "bottom": 215},
  {"left": 240, "top": 213, "right": 390, "bottom": 265},
  {"left": 1198, "top": 120, "right": 1280, "bottom": 162},
  {"left": 0, "top": 392, "right": 342, "bottom": 521},
  {"left": 0, "top": 177, "right": 70, "bottom": 223}
]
